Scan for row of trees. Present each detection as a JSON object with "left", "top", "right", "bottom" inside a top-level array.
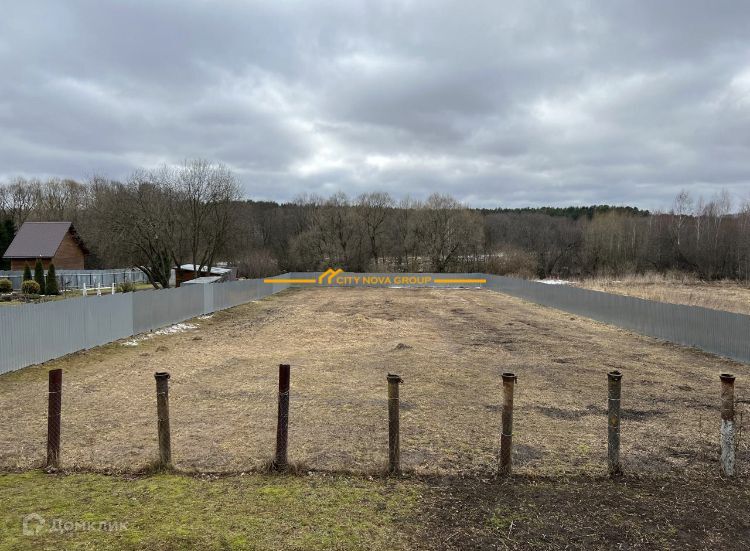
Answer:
[
  {"left": 10, "top": 260, "right": 60, "bottom": 295},
  {"left": 2, "top": 163, "right": 749, "bottom": 282},
  {"left": 235, "top": 190, "right": 750, "bottom": 280}
]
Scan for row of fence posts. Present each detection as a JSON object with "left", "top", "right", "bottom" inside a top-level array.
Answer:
[{"left": 43, "top": 366, "right": 739, "bottom": 477}]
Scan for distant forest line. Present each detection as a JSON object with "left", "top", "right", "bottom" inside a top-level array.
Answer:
[{"left": 1, "top": 166, "right": 749, "bottom": 284}]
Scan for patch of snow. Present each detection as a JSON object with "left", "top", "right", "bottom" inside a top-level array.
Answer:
[
  {"left": 154, "top": 323, "right": 197, "bottom": 335},
  {"left": 535, "top": 279, "right": 571, "bottom": 285},
  {"left": 198, "top": 314, "right": 214, "bottom": 320},
  {"left": 121, "top": 322, "right": 198, "bottom": 346}
]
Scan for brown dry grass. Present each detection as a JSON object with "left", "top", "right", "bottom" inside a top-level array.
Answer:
[
  {"left": 0, "top": 286, "right": 747, "bottom": 478},
  {"left": 577, "top": 273, "right": 750, "bottom": 315}
]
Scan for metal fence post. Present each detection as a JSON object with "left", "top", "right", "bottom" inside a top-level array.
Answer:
[
  {"left": 499, "top": 372, "right": 516, "bottom": 476},
  {"left": 608, "top": 370, "right": 623, "bottom": 476},
  {"left": 720, "top": 373, "right": 736, "bottom": 477},
  {"left": 274, "top": 364, "right": 291, "bottom": 470},
  {"left": 387, "top": 374, "right": 403, "bottom": 474},
  {"left": 46, "top": 369, "right": 62, "bottom": 468},
  {"left": 154, "top": 372, "right": 172, "bottom": 468}
]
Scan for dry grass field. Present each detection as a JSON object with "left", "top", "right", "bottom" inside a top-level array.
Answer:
[
  {"left": 0, "top": 286, "right": 747, "bottom": 478},
  {"left": 577, "top": 273, "right": 750, "bottom": 315}
]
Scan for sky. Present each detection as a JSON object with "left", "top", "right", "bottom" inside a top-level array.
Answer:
[{"left": 1, "top": 1, "right": 749, "bottom": 210}]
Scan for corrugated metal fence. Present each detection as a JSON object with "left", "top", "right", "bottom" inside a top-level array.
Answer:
[
  {"left": 0, "top": 278, "right": 289, "bottom": 374},
  {"left": 2, "top": 272, "right": 749, "bottom": 375},
  {"left": 484, "top": 274, "right": 750, "bottom": 365}
]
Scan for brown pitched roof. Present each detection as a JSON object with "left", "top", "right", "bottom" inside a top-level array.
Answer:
[{"left": 2, "top": 222, "right": 89, "bottom": 259}]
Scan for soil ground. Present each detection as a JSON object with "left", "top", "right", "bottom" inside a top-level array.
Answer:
[
  {"left": 0, "top": 286, "right": 747, "bottom": 476},
  {"left": 1, "top": 286, "right": 749, "bottom": 549},
  {"left": 1, "top": 471, "right": 748, "bottom": 550}
]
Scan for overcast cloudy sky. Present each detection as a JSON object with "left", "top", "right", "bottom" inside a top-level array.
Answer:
[{"left": 1, "top": 1, "right": 749, "bottom": 209}]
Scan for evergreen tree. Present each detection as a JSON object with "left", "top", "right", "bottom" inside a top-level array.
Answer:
[
  {"left": 0, "top": 219, "right": 14, "bottom": 270},
  {"left": 23, "top": 263, "right": 32, "bottom": 282},
  {"left": 34, "top": 259, "right": 45, "bottom": 294},
  {"left": 46, "top": 263, "right": 59, "bottom": 295}
]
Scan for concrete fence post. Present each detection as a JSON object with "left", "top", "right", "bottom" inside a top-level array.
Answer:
[
  {"left": 720, "top": 373, "right": 736, "bottom": 477},
  {"left": 46, "top": 369, "right": 62, "bottom": 469},
  {"left": 499, "top": 372, "right": 516, "bottom": 476},
  {"left": 607, "top": 370, "right": 623, "bottom": 476},
  {"left": 274, "top": 364, "right": 291, "bottom": 471},
  {"left": 154, "top": 372, "right": 172, "bottom": 468},
  {"left": 387, "top": 374, "right": 403, "bottom": 474}
]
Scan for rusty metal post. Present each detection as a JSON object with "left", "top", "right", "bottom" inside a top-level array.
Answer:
[
  {"left": 154, "top": 372, "right": 172, "bottom": 468},
  {"left": 46, "top": 369, "right": 62, "bottom": 468},
  {"left": 274, "top": 364, "right": 291, "bottom": 470},
  {"left": 608, "top": 370, "right": 623, "bottom": 476},
  {"left": 499, "top": 372, "right": 516, "bottom": 476},
  {"left": 387, "top": 374, "right": 403, "bottom": 474},
  {"left": 720, "top": 373, "right": 735, "bottom": 477}
]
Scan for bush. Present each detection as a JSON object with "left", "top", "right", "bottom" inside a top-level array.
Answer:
[
  {"left": 117, "top": 280, "right": 136, "bottom": 293},
  {"left": 23, "top": 264, "right": 32, "bottom": 282},
  {"left": 22, "top": 280, "right": 41, "bottom": 295},
  {"left": 0, "top": 278, "right": 12, "bottom": 293},
  {"left": 237, "top": 249, "right": 280, "bottom": 279},
  {"left": 484, "top": 246, "right": 539, "bottom": 278},
  {"left": 34, "top": 259, "right": 45, "bottom": 294},
  {"left": 46, "top": 263, "right": 60, "bottom": 295}
]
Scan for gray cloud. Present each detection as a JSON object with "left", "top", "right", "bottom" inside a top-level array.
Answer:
[{"left": 1, "top": 0, "right": 749, "bottom": 209}]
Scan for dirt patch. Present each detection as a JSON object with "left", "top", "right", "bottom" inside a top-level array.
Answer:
[
  {"left": 0, "top": 286, "right": 747, "bottom": 477},
  {"left": 416, "top": 474, "right": 750, "bottom": 550}
]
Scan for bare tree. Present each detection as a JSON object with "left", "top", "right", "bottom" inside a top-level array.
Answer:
[
  {"left": 173, "top": 159, "right": 241, "bottom": 277},
  {"left": 416, "top": 194, "right": 484, "bottom": 272},
  {"left": 356, "top": 192, "right": 394, "bottom": 268}
]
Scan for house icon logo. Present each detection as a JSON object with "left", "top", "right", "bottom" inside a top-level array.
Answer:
[{"left": 22, "top": 513, "right": 45, "bottom": 536}]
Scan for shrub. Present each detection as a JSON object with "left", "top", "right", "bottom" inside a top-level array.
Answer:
[
  {"left": 117, "top": 280, "right": 136, "bottom": 293},
  {"left": 0, "top": 278, "right": 12, "bottom": 293},
  {"left": 237, "top": 249, "right": 280, "bottom": 279},
  {"left": 22, "top": 280, "right": 41, "bottom": 295},
  {"left": 484, "top": 246, "right": 539, "bottom": 279},
  {"left": 34, "top": 259, "right": 45, "bottom": 294},
  {"left": 23, "top": 264, "right": 32, "bottom": 282},
  {"left": 46, "top": 263, "right": 60, "bottom": 295}
]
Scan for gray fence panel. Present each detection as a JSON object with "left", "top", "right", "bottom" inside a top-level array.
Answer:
[
  {"left": 0, "top": 299, "right": 84, "bottom": 373},
  {"left": 277, "top": 272, "right": 486, "bottom": 287},
  {"left": 486, "top": 274, "right": 750, "bottom": 364},
  {"left": 83, "top": 294, "right": 134, "bottom": 349},
  {"left": 1, "top": 277, "right": 286, "bottom": 374},
  {"left": 132, "top": 285, "right": 205, "bottom": 334},
  {"left": 212, "top": 279, "right": 262, "bottom": 311}
]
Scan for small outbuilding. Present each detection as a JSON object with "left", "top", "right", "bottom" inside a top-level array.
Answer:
[
  {"left": 2, "top": 221, "right": 88, "bottom": 270},
  {"left": 175, "top": 264, "right": 236, "bottom": 287}
]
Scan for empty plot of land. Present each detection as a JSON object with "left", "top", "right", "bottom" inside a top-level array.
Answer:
[{"left": 0, "top": 286, "right": 746, "bottom": 477}]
